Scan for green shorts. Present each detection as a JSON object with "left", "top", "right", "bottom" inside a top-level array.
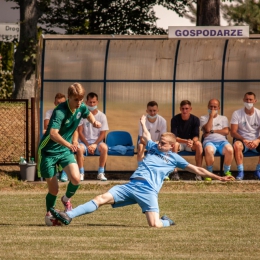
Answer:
[{"left": 38, "top": 149, "right": 77, "bottom": 178}]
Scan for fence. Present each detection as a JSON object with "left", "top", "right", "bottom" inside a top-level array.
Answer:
[{"left": 0, "top": 98, "right": 36, "bottom": 165}]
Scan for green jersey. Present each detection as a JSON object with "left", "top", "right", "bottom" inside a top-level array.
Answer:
[{"left": 39, "top": 100, "right": 90, "bottom": 154}]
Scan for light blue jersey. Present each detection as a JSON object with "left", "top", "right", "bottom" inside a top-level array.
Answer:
[{"left": 130, "top": 140, "right": 189, "bottom": 193}]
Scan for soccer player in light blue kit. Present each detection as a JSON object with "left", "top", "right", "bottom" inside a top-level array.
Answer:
[{"left": 50, "top": 115, "right": 234, "bottom": 228}]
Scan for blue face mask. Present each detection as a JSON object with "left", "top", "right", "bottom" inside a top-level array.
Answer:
[
  {"left": 147, "top": 114, "right": 158, "bottom": 119},
  {"left": 88, "top": 105, "right": 97, "bottom": 111},
  {"left": 208, "top": 109, "right": 218, "bottom": 115}
]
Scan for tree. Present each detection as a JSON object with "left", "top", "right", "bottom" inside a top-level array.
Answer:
[
  {"left": 6, "top": 0, "right": 197, "bottom": 98},
  {"left": 184, "top": 0, "right": 234, "bottom": 25},
  {"left": 197, "top": 0, "right": 220, "bottom": 25},
  {"left": 38, "top": 0, "right": 168, "bottom": 35},
  {"left": 6, "top": 0, "right": 44, "bottom": 98},
  {"left": 222, "top": 0, "right": 260, "bottom": 33}
]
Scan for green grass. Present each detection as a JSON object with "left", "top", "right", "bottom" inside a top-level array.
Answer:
[{"left": 1, "top": 185, "right": 260, "bottom": 260}]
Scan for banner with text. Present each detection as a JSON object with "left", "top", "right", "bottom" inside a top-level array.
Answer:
[
  {"left": 0, "top": 23, "right": 20, "bottom": 42},
  {"left": 168, "top": 26, "right": 249, "bottom": 39}
]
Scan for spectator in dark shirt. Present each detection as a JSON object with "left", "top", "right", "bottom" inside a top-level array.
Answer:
[{"left": 171, "top": 100, "right": 203, "bottom": 180}]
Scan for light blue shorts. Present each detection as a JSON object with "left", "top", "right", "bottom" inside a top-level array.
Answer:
[
  {"left": 108, "top": 179, "right": 159, "bottom": 213},
  {"left": 243, "top": 147, "right": 258, "bottom": 154},
  {"left": 203, "top": 141, "right": 229, "bottom": 155},
  {"left": 79, "top": 141, "right": 102, "bottom": 156}
]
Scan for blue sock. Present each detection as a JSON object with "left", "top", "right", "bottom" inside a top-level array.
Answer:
[
  {"left": 223, "top": 164, "right": 231, "bottom": 173},
  {"left": 138, "top": 161, "right": 142, "bottom": 166},
  {"left": 256, "top": 164, "right": 260, "bottom": 171},
  {"left": 67, "top": 200, "right": 98, "bottom": 219},
  {"left": 237, "top": 164, "right": 244, "bottom": 172},
  {"left": 79, "top": 167, "right": 84, "bottom": 174},
  {"left": 98, "top": 167, "right": 105, "bottom": 173},
  {"left": 206, "top": 165, "right": 213, "bottom": 172},
  {"left": 160, "top": 219, "right": 170, "bottom": 227}
]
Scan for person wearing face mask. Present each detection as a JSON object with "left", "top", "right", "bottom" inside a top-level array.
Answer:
[
  {"left": 200, "top": 99, "right": 233, "bottom": 180},
  {"left": 137, "top": 101, "right": 167, "bottom": 166},
  {"left": 230, "top": 92, "right": 260, "bottom": 180},
  {"left": 76, "top": 92, "right": 109, "bottom": 181}
]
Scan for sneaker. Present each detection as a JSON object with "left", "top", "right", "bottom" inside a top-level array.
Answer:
[
  {"left": 164, "top": 176, "right": 170, "bottom": 181},
  {"left": 45, "top": 211, "right": 62, "bottom": 226},
  {"left": 97, "top": 173, "right": 107, "bottom": 181},
  {"left": 204, "top": 177, "right": 212, "bottom": 181},
  {"left": 254, "top": 170, "right": 260, "bottom": 180},
  {"left": 60, "top": 171, "right": 68, "bottom": 182},
  {"left": 171, "top": 172, "right": 180, "bottom": 181},
  {"left": 195, "top": 175, "right": 202, "bottom": 181},
  {"left": 236, "top": 171, "right": 244, "bottom": 181},
  {"left": 161, "top": 215, "right": 175, "bottom": 226},
  {"left": 80, "top": 173, "right": 84, "bottom": 181},
  {"left": 50, "top": 208, "right": 72, "bottom": 225},
  {"left": 61, "top": 196, "right": 73, "bottom": 212},
  {"left": 225, "top": 171, "right": 232, "bottom": 177}
]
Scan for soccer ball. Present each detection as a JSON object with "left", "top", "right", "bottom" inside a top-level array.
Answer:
[{"left": 45, "top": 212, "right": 62, "bottom": 226}]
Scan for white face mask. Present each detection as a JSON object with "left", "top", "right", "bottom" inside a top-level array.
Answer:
[
  {"left": 88, "top": 105, "right": 97, "bottom": 111},
  {"left": 244, "top": 102, "right": 253, "bottom": 110},
  {"left": 208, "top": 109, "right": 218, "bottom": 115},
  {"left": 147, "top": 114, "right": 158, "bottom": 119}
]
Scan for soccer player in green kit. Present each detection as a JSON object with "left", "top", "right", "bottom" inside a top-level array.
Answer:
[{"left": 38, "top": 83, "right": 101, "bottom": 226}]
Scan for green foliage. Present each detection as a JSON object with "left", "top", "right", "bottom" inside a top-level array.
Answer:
[
  {"left": 38, "top": 0, "right": 168, "bottom": 35},
  {"left": 222, "top": 0, "right": 260, "bottom": 33},
  {"left": 0, "top": 42, "right": 14, "bottom": 99}
]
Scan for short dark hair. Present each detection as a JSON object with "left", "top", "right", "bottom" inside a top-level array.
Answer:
[
  {"left": 86, "top": 92, "right": 98, "bottom": 100},
  {"left": 244, "top": 92, "right": 256, "bottom": 99},
  {"left": 54, "top": 93, "right": 66, "bottom": 100},
  {"left": 180, "top": 100, "right": 191, "bottom": 107},
  {"left": 147, "top": 101, "right": 158, "bottom": 107}
]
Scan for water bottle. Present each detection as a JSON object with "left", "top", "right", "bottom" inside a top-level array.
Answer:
[
  {"left": 19, "top": 157, "right": 25, "bottom": 164},
  {"left": 29, "top": 157, "right": 35, "bottom": 164}
]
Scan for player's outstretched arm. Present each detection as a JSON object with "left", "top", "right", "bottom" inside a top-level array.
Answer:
[
  {"left": 140, "top": 115, "right": 151, "bottom": 143},
  {"left": 185, "top": 164, "right": 235, "bottom": 181}
]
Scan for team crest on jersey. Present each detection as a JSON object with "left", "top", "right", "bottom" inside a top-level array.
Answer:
[
  {"left": 76, "top": 112, "right": 81, "bottom": 119},
  {"left": 85, "top": 122, "right": 90, "bottom": 127}
]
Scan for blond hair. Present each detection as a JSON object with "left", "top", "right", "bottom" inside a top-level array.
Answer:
[
  {"left": 161, "top": 132, "right": 176, "bottom": 144},
  {"left": 68, "top": 83, "right": 85, "bottom": 99}
]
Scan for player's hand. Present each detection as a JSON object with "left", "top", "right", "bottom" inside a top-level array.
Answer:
[
  {"left": 93, "top": 121, "right": 101, "bottom": 128},
  {"left": 220, "top": 176, "right": 235, "bottom": 182},
  {"left": 140, "top": 115, "right": 146, "bottom": 125},
  {"left": 88, "top": 144, "right": 96, "bottom": 155},
  {"left": 69, "top": 143, "right": 78, "bottom": 153},
  {"left": 187, "top": 139, "right": 193, "bottom": 148},
  {"left": 72, "top": 140, "right": 79, "bottom": 147}
]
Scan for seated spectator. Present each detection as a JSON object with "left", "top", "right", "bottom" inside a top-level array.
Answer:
[
  {"left": 43, "top": 92, "right": 68, "bottom": 182},
  {"left": 137, "top": 101, "right": 167, "bottom": 166},
  {"left": 171, "top": 100, "right": 203, "bottom": 181},
  {"left": 43, "top": 93, "right": 66, "bottom": 134},
  {"left": 200, "top": 99, "right": 233, "bottom": 180},
  {"left": 76, "top": 92, "right": 109, "bottom": 181},
  {"left": 230, "top": 91, "right": 260, "bottom": 180}
]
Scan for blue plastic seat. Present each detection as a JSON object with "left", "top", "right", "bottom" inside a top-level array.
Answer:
[{"left": 106, "top": 131, "right": 135, "bottom": 156}]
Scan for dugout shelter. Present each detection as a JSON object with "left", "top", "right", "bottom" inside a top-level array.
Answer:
[{"left": 35, "top": 34, "right": 260, "bottom": 173}]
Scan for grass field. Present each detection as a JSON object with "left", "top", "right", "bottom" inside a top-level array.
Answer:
[{"left": 1, "top": 172, "right": 260, "bottom": 260}]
